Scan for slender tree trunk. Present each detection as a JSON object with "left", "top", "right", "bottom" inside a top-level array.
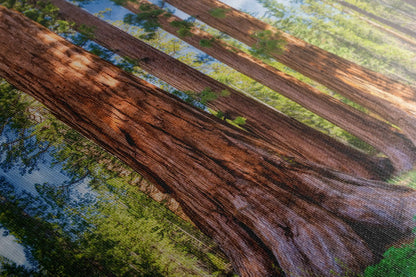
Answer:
[
  {"left": 397, "top": 0, "right": 416, "bottom": 8},
  {"left": 44, "top": 0, "right": 401, "bottom": 179},
  {"left": 324, "top": 0, "right": 416, "bottom": 48},
  {"left": 163, "top": 0, "right": 416, "bottom": 146},
  {"left": 334, "top": 0, "right": 416, "bottom": 40},
  {"left": 49, "top": 0, "right": 414, "bottom": 176},
  {"left": 318, "top": 29, "right": 416, "bottom": 81},
  {"left": 1, "top": 7, "right": 416, "bottom": 276}
]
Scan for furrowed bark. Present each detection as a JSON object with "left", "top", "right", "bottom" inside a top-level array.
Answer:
[
  {"left": 163, "top": 0, "right": 416, "bottom": 146},
  {"left": 46, "top": 0, "right": 407, "bottom": 178},
  {"left": 117, "top": 0, "right": 416, "bottom": 172},
  {"left": 1, "top": 7, "right": 416, "bottom": 276}
]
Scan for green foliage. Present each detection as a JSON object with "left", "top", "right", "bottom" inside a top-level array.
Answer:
[
  {"left": 0, "top": 179, "right": 104, "bottom": 276},
  {"left": 123, "top": 3, "right": 165, "bottom": 40},
  {"left": 198, "top": 87, "right": 219, "bottom": 105},
  {"left": 221, "top": 89, "right": 231, "bottom": 97},
  {"left": 361, "top": 172, "right": 416, "bottom": 276},
  {"left": 2, "top": 0, "right": 17, "bottom": 8},
  {"left": 364, "top": 240, "right": 416, "bottom": 277},
  {"left": 116, "top": 56, "right": 140, "bottom": 73},
  {"left": 259, "top": 0, "right": 416, "bottom": 83},
  {"left": 199, "top": 37, "right": 216, "bottom": 47},
  {"left": 111, "top": 0, "right": 128, "bottom": 5},
  {"left": 76, "top": 24, "right": 96, "bottom": 40},
  {"left": 170, "top": 19, "right": 194, "bottom": 37},
  {"left": 250, "top": 30, "right": 285, "bottom": 59},
  {"left": 71, "top": 24, "right": 95, "bottom": 47},
  {"left": 0, "top": 74, "right": 232, "bottom": 276},
  {"left": 179, "top": 87, "right": 233, "bottom": 110},
  {"left": 0, "top": 257, "right": 37, "bottom": 276},
  {"left": 231, "top": 116, "right": 247, "bottom": 126},
  {"left": 180, "top": 87, "right": 217, "bottom": 106},
  {"left": 208, "top": 8, "right": 230, "bottom": 18},
  {"left": 0, "top": 80, "right": 32, "bottom": 136},
  {"left": 209, "top": 109, "right": 247, "bottom": 128}
]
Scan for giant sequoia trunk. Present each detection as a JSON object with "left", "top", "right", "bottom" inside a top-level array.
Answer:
[
  {"left": 163, "top": 0, "right": 416, "bottom": 146},
  {"left": 43, "top": 0, "right": 401, "bottom": 179},
  {"left": 1, "top": 7, "right": 416, "bottom": 276},
  {"left": 111, "top": 0, "right": 416, "bottom": 173}
]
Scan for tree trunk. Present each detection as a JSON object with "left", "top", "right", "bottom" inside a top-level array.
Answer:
[
  {"left": 163, "top": 0, "right": 416, "bottom": 146},
  {"left": 325, "top": 0, "right": 416, "bottom": 48},
  {"left": 44, "top": 0, "right": 401, "bottom": 179},
  {"left": 334, "top": 0, "right": 416, "bottom": 40},
  {"left": 48, "top": 0, "right": 415, "bottom": 176},
  {"left": 399, "top": 0, "right": 416, "bottom": 8},
  {"left": 1, "top": 7, "right": 416, "bottom": 276},
  {"left": 318, "top": 29, "right": 416, "bottom": 81},
  {"left": 116, "top": 0, "right": 416, "bottom": 174}
]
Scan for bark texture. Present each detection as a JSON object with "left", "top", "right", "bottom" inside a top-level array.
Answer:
[
  {"left": 115, "top": 0, "right": 416, "bottom": 173},
  {"left": 163, "top": 0, "right": 416, "bottom": 146},
  {"left": 45, "top": 0, "right": 399, "bottom": 179},
  {"left": 1, "top": 7, "right": 416, "bottom": 276}
]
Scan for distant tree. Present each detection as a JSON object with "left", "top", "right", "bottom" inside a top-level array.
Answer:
[
  {"left": 0, "top": 182, "right": 110, "bottom": 276},
  {"left": 257, "top": 0, "right": 416, "bottom": 83},
  {"left": 332, "top": 0, "right": 416, "bottom": 40}
]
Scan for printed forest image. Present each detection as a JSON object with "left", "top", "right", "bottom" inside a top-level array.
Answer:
[{"left": 0, "top": 0, "right": 416, "bottom": 276}]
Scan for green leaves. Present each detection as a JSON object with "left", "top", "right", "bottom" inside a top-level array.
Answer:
[
  {"left": 250, "top": 30, "right": 285, "bottom": 59},
  {"left": 123, "top": 3, "right": 165, "bottom": 40},
  {"left": 208, "top": 7, "right": 230, "bottom": 19},
  {"left": 199, "top": 38, "right": 216, "bottom": 47},
  {"left": 181, "top": 87, "right": 231, "bottom": 107},
  {"left": 232, "top": 116, "right": 246, "bottom": 126},
  {"left": 170, "top": 19, "right": 194, "bottom": 37},
  {"left": 364, "top": 240, "right": 416, "bottom": 277}
]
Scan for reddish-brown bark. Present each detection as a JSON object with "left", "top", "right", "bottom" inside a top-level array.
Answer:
[
  {"left": 115, "top": 0, "right": 416, "bottom": 173},
  {"left": 163, "top": 0, "right": 416, "bottom": 146},
  {"left": 45, "top": 0, "right": 413, "bottom": 177},
  {"left": 1, "top": 7, "right": 415, "bottom": 276}
]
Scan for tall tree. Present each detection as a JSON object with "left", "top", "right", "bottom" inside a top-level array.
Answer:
[
  {"left": 0, "top": 192, "right": 109, "bottom": 276},
  {"left": 1, "top": 7, "right": 415, "bottom": 276},
  {"left": 332, "top": 0, "right": 416, "bottom": 39},
  {"left": 258, "top": 0, "right": 416, "bottom": 83},
  {"left": 0, "top": 80, "right": 230, "bottom": 274},
  {"left": 43, "top": 0, "right": 404, "bottom": 179},
  {"left": 106, "top": 0, "right": 416, "bottom": 173},
  {"left": 162, "top": 0, "right": 416, "bottom": 146},
  {"left": 317, "top": 0, "right": 416, "bottom": 48}
]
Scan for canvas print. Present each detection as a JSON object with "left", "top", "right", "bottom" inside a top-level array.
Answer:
[{"left": 0, "top": 0, "right": 415, "bottom": 276}]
